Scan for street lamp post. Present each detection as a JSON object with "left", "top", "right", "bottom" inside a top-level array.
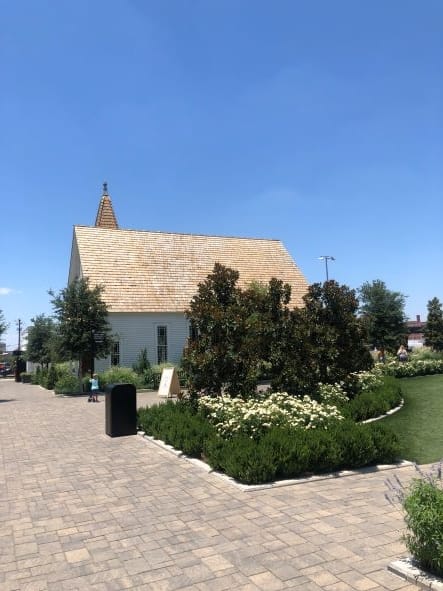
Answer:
[{"left": 318, "top": 256, "right": 335, "bottom": 281}]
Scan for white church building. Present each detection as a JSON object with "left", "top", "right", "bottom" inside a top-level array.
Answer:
[{"left": 68, "top": 185, "right": 309, "bottom": 371}]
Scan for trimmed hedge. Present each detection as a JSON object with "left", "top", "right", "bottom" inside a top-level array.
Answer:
[
  {"left": 203, "top": 421, "right": 400, "bottom": 484},
  {"left": 341, "top": 376, "right": 402, "bottom": 422},
  {"left": 138, "top": 401, "right": 215, "bottom": 457},
  {"left": 137, "top": 402, "right": 400, "bottom": 484}
]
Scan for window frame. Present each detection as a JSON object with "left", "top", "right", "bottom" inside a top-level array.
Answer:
[
  {"left": 156, "top": 325, "right": 168, "bottom": 364},
  {"left": 111, "top": 341, "right": 120, "bottom": 366}
]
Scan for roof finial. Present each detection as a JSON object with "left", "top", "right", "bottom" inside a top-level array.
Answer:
[{"left": 102, "top": 181, "right": 108, "bottom": 196}]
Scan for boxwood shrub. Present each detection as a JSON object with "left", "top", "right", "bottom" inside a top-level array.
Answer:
[
  {"left": 341, "top": 376, "right": 402, "bottom": 422},
  {"left": 213, "top": 437, "right": 278, "bottom": 484},
  {"left": 138, "top": 401, "right": 216, "bottom": 458},
  {"left": 203, "top": 421, "right": 400, "bottom": 484}
]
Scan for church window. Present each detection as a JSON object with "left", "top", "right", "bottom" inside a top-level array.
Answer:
[
  {"left": 111, "top": 342, "right": 120, "bottom": 366},
  {"left": 157, "top": 326, "right": 168, "bottom": 364}
]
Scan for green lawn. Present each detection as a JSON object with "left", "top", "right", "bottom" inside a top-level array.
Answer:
[{"left": 383, "top": 374, "right": 443, "bottom": 464}]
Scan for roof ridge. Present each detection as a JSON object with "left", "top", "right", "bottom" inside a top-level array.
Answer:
[{"left": 75, "top": 225, "right": 281, "bottom": 242}]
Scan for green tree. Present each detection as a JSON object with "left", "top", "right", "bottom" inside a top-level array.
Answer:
[
  {"left": 424, "top": 297, "right": 443, "bottom": 351},
  {"left": 182, "top": 264, "right": 290, "bottom": 397},
  {"left": 242, "top": 278, "right": 293, "bottom": 387},
  {"left": 26, "top": 314, "right": 56, "bottom": 368},
  {"left": 182, "top": 263, "right": 251, "bottom": 396},
  {"left": 49, "top": 278, "right": 113, "bottom": 376},
  {"left": 303, "top": 281, "right": 373, "bottom": 383},
  {"left": 0, "top": 309, "right": 8, "bottom": 340},
  {"left": 272, "top": 281, "right": 373, "bottom": 395},
  {"left": 358, "top": 279, "right": 407, "bottom": 352},
  {"left": 183, "top": 266, "right": 372, "bottom": 399}
]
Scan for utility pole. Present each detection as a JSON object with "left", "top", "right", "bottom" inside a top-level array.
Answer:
[
  {"left": 14, "top": 319, "right": 23, "bottom": 382},
  {"left": 318, "top": 256, "right": 335, "bottom": 281}
]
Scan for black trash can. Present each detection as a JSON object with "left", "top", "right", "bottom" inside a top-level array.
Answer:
[{"left": 105, "top": 383, "right": 137, "bottom": 437}]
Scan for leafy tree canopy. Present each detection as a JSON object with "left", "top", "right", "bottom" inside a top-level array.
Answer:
[
  {"left": 49, "top": 278, "right": 112, "bottom": 376},
  {"left": 182, "top": 263, "right": 254, "bottom": 397},
  {"left": 424, "top": 297, "right": 443, "bottom": 351},
  {"left": 271, "top": 281, "right": 373, "bottom": 395},
  {"left": 26, "top": 314, "right": 56, "bottom": 367},
  {"left": 358, "top": 279, "right": 407, "bottom": 352},
  {"left": 183, "top": 265, "right": 372, "bottom": 398},
  {"left": 0, "top": 309, "right": 8, "bottom": 340}
]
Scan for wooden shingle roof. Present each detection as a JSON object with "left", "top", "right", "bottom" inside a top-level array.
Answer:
[{"left": 72, "top": 225, "right": 309, "bottom": 313}]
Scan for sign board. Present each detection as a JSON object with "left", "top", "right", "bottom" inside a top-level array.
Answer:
[{"left": 158, "top": 367, "right": 181, "bottom": 398}]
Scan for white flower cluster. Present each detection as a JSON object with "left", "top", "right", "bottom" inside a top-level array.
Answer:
[
  {"left": 350, "top": 367, "right": 384, "bottom": 392},
  {"left": 198, "top": 392, "right": 344, "bottom": 439},
  {"left": 317, "top": 382, "right": 348, "bottom": 405},
  {"left": 383, "top": 358, "right": 443, "bottom": 378}
]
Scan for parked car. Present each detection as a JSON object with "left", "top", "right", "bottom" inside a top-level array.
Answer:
[{"left": 0, "top": 363, "right": 12, "bottom": 377}]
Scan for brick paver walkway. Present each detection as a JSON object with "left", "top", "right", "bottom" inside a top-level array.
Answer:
[{"left": 0, "top": 379, "right": 419, "bottom": 590}]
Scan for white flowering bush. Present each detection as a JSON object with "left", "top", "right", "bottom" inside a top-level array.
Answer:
[
  {"left": 382, "top": 359, "right": 443, "bottom": 378},
  {"left": 318, "top": 367, "right": 384, "bottom": 404},
  {"left": 198, "top": 392, "right": 343, "bottom": 439},
  {"left": 350, "top": 366, "right": 385, "bottom": 392},
  {"left": 317, "top": 382, "right": 348, "bottom": 405}
]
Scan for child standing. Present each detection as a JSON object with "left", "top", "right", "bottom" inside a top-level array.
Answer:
[{"left": 89, "top": 373, "right": 99, "bottom": 402}]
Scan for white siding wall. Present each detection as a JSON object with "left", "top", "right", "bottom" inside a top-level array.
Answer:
[
  {"left": 95, "top": 312, "right": 189, "bottom": 372},
  {"left": 68, "top": 237, "right": 82, "bottom": 283},
  {"left": 408, "top": 339, "right": 424, "bottom": 349}
]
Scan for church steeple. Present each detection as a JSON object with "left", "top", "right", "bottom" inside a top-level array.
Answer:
[{"left": 95, "top": 182, "right": 119, "bottom": 229}]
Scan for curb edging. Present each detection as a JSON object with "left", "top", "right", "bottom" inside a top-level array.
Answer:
[
  {"left": 136, "top": 431, "right": 413, "bottom": 492},
  {"left": 389, "top": 558, "right": 443, "bottom": 591}
]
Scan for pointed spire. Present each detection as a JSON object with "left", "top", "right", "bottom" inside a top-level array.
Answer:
[{"left": 95, "top": 182, "right": 119, "bottom": 229}]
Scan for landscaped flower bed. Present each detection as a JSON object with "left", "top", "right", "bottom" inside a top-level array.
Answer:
[{"left": 137, "top": 380, "right": 401, "bottom": 485}]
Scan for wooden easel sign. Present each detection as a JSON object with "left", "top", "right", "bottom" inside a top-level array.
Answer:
[{"left": 158, "top": 367, "right": 180, "bottom": 398}]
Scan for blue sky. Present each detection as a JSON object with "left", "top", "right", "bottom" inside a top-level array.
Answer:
[{"left": 1, "top": 0, "right": 442, "bottom": 349}]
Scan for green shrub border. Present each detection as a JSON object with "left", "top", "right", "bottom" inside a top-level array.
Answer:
[
  {"left": 341, "top": 376, "right": 403, "bottom": 422},
  {"left": 137, "top": 401, "right": 400, "bottom": 485}
]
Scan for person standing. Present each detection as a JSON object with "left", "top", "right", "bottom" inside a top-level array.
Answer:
[
  {"left": 89, "top": 373, "right": 100, "bottom": 402},
  {"left": 397, "top": 345, "right": 408, "bottom": 362}
]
